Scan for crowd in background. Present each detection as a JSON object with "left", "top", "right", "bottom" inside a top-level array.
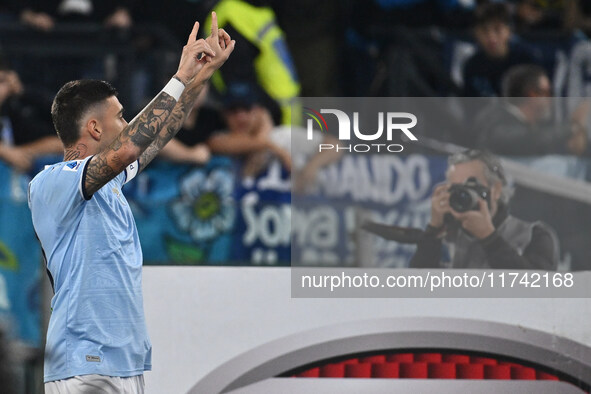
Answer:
[{"left": 0, "top": 0, "right": 591, "bottom": 174}]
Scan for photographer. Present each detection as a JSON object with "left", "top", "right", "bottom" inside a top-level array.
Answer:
[{"left": 410, "top": 150, "right": 558, "bottom": 270}]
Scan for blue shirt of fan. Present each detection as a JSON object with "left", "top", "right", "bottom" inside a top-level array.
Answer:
[{"left": 28, "top": 156, "right": 151, "bottom": 382}]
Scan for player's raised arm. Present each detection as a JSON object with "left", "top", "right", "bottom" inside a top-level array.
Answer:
[
  {"left": 138, "top": 12, "right": 235, "bottom": 172},
  {"left": 84, "top": 21, "right": 215, "bottom": 196}
]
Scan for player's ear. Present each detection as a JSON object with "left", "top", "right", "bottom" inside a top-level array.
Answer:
[{"left": 85, "top": 118, "right": 102, "bottom": 141}]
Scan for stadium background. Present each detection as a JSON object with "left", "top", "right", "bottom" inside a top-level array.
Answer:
[{"left": 2, "top": 0, "right": 591, "bottom": 393}]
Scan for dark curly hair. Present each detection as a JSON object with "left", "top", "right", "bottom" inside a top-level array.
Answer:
[{"left": 51, "top": 80, "right": 118, "bottom": 147}]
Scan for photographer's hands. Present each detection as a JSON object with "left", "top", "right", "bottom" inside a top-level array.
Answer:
[
  {"left": 429, "top": 183, "right": 495, "bottom": 240},
  {"left": 450, "top": 198, "right": 495, "bottom": 240},
  {"left": 429, "top": 183, "right": 450, "bottom": 229}
]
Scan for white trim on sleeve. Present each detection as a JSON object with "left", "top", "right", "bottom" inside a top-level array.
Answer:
[
  {"left": 77, "top": 156, "right": 94, "bottom": 201},
  {"left": 124, "top": 160, "right": 139, "bottom": 185}
]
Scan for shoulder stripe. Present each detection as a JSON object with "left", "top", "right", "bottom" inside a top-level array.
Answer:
[{"left": 79, "top": 156, "right": 93, "bottom": 201}]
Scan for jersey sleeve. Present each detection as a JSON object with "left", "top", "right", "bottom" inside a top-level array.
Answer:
[
  {"left": 79, "top": 157, "right": 139, "bottom": 196},
  {"left": 29, "top": 157, "right": 92, "bottom": 225},
  {"left": 30, "top": 157, "right": 141, "bottom": 227}
]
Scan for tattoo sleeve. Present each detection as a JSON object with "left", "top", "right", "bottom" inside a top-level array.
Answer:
[
  {"left": 138, "top": 84, "right": 205, "bottom": 172},
  {"left": 84, "top": 91, "right": 177, "bottom": 197}
]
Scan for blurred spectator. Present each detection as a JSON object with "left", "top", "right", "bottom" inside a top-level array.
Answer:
[
  {"left": 18, "top": 0, "right": 133, "bottom": 31},
  {"left": 463, "top": 3, "right": 540, "bottom": 97},
  {"left": 409, "top": 149, "right": 558, "bottom": 269},
  {"left": 343, "top": 0, "right": 469, "bottom": 97},
  {"left": 158, "top": 84, "right": 223, "bottom": 166},
  {"left": 208, "top": 82, "right": 341, "bottom": 188},
  {"left": 134, "top": 1, "right": 213, "bottom": 44},
  {"left": 12, "top": 1, "right": 136, "bottom": 105},
  {"left": 0, "top": 0, "right": 18, "bottom": 22},
  {"left": 272, "top": 0, "right": 342, "bottom": 97},
  {"left": 564, "top": 0, "right": 591, "bottom": 35},
  {"left": 514, "top": 0, "right": 568, "bottom": 32},
  {"left": 476, "top": 64, "right": 588, "bottom": 156},
  {"left": 208, "top": 82, "right": 292, "bottom": 176},
  {"left": 203, "top": 0, "right": 300, "bottom": 125},
  {"left": 0, "top": 61, "right": 61, "bottom": 172},
  {"left": 351, "top": 0, "right": 474, "bottom": 31}
]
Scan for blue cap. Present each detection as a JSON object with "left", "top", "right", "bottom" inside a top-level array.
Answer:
[{"left": 222, "top": 82, "right": 260, "bottom": 109}]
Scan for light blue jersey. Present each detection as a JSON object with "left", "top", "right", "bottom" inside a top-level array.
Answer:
[{"left": 28, "top": 156, "right": 151, "bottom": 383}]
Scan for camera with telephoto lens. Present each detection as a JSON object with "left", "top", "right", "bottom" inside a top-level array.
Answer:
[{"left": 448, "top": 177, "right": 490, "bottom": 213}]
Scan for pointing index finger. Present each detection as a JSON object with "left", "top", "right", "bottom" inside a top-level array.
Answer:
[
  {"left": 211, "top": 11, "right": 218, "bottom": 39},
  {"left": 187, "top": 21, "right": 199, "bottom": 45}
]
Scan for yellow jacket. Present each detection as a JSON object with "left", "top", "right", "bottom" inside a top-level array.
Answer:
[{"left": 205, "top": 0, "right": 301, "bottom": 124}]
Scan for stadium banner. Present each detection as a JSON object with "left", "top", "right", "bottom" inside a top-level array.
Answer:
[
  {"left": 123, "top": 156, "right": 293, "bottom": 265},
  {"left": 126, "top": 154, "right": 447, "bottom": 267}
]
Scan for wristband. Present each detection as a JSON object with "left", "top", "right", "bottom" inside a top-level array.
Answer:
[{"left": 162, "top": 77, "right": 185, "bottom": 101}]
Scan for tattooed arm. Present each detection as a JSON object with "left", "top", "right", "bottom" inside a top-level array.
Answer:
[
  {"left": 83, "top": 21, "right": 216, "bottom": 197},
  {"left": 84, "top": 91, "right": 178, "bottom": 196},
  {"left": 138, "top": 13, "right": 235, "bottom": 172},
  {"left": 138, "top": 85, "right": 202, "bottom": 172}
]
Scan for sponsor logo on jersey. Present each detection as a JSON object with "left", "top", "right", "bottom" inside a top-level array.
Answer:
[
  {"left": 64, "top": 161, "right": 82, "bottom": 172},
  {"left": 112, "top": 187, "right": 127, "bottom": 205}
]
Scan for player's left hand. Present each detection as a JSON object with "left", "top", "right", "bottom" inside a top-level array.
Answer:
[
  {"left": 450, "top": 198, "right": 495, "bottom": 240},
  {"left": 195, "top": 12, "right": 235, "bottom": 82},
  {"left": 175, "top": 22, "right": 216, "bottom": 85}
]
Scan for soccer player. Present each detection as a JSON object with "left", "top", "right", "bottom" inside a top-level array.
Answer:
[{"left": 28, "top": 13, "right": 234, "bottom": 394}]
